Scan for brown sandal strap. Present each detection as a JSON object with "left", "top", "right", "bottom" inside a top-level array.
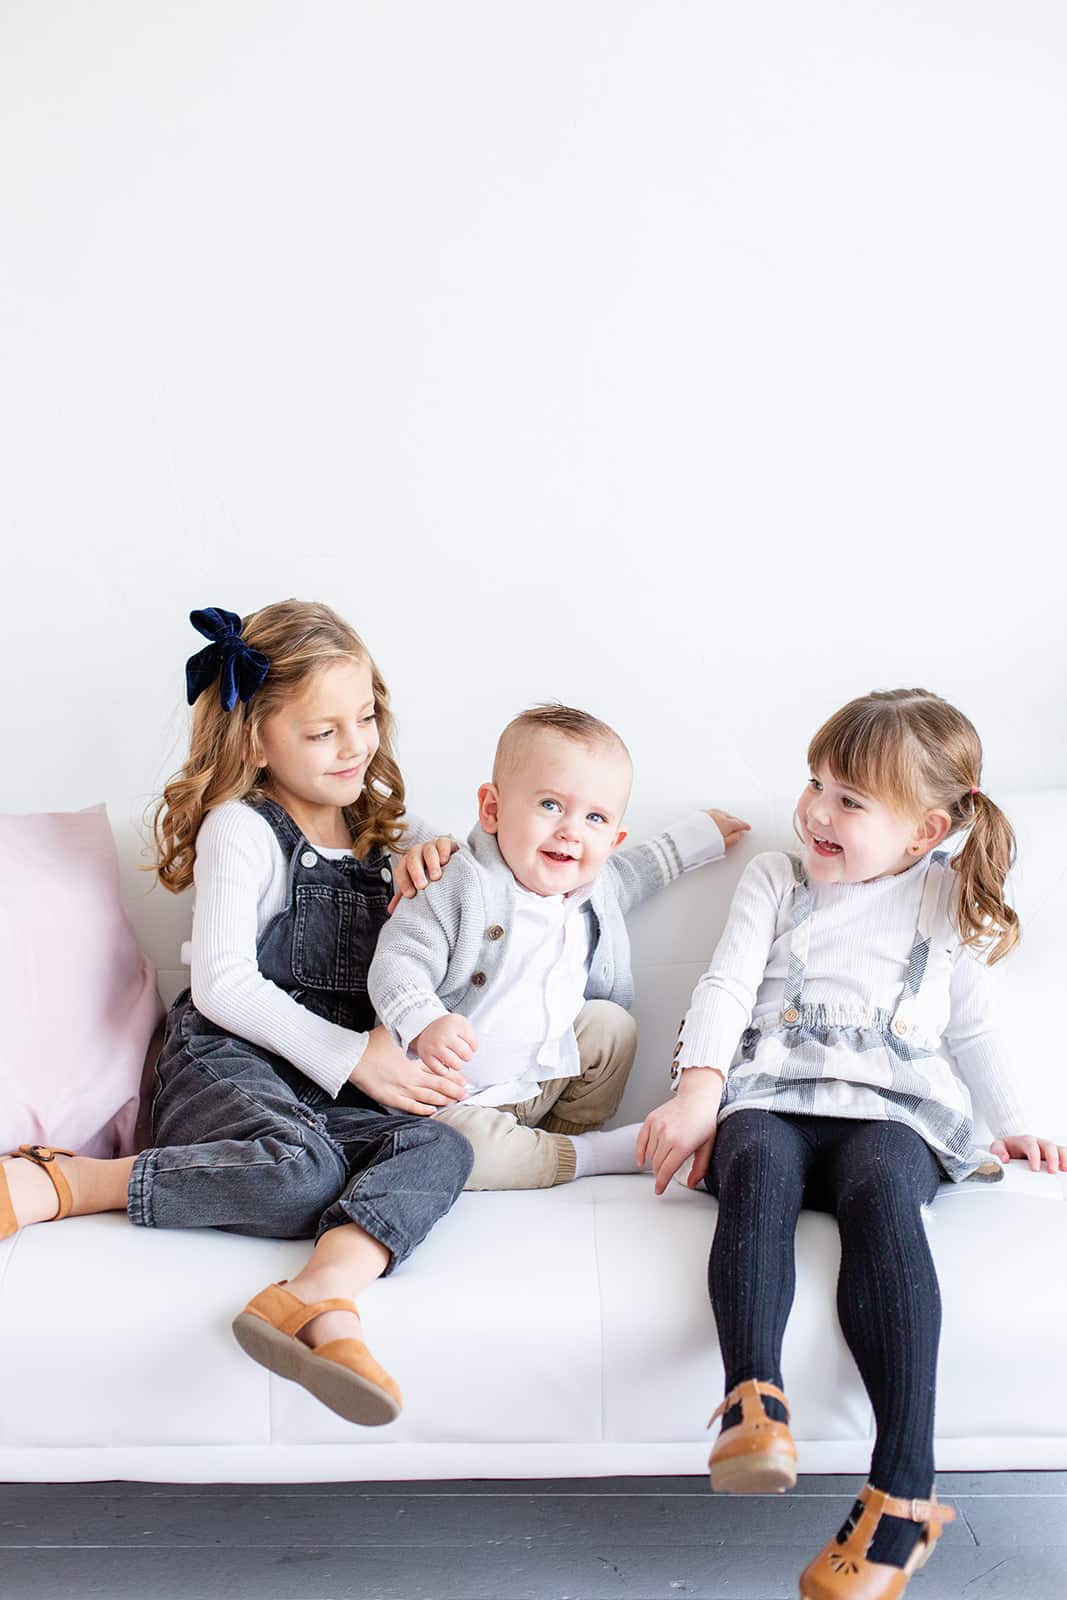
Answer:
[
  {"left": 861, "top": 1483, "right": 956, "bottom": 1530},
  {"left": 13, "top": 1146, "right": 74, "bottom": 1221},
  {"left": 708, "top": 1379, "right": 790, "bottom": 1428},
  {"left": 830, "top": 1483, "right": 955, "bottom": 1566},
  {"left": 245, "top": 1281, "right": 360, "bottom": 1338}
]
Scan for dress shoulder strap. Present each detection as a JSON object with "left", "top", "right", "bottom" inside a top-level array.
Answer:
[
  {"left": 782, "top": 852, "right": 814, "bottom": 1014},
  {"left": 892, "top": 850, "right": 954, "bottom": 1034}
]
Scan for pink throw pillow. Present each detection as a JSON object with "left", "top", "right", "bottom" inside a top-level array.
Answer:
[{"left": 0, "top": 805, "right": 163, "bottom": 1157}]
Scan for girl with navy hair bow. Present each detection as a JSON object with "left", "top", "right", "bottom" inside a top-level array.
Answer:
[{"left": 0, "top": 599, "right": 474, "bottom": 1426}]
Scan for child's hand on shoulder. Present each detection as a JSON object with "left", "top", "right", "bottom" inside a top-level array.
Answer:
[
  {"left": 990, "top": 1133, "right": 1067, "bottom": 1173},
  {"left": 706, "top": 809, "right": 751, "bottom": 850},
  {"left": 413, "top": 1013, "right": 478, "bottom": 1075},
  {"left": 637, "top": 1067, "right": 725, "bottom": 1195},
  {"left": 389, "top": 836, "right": 457, "bottom": 912}
]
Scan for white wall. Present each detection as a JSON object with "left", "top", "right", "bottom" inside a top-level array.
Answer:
[{"left": 3, "top": 0, "right": 1065, "bottom": 847}]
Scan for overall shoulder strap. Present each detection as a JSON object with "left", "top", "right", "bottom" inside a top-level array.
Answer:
[{"left": 243, "top": 794, "right": 303, "bottom": 855}]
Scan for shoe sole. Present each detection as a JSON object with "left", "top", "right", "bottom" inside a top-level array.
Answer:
[
  {"left": 710, "top": 1450, "right": 797, "bottom": 1494},
  {"left": 232, "top": 1312, "right": 402, "bottom": 1427}
]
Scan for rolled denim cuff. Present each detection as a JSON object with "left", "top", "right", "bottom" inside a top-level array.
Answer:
[{"left": 126, "top": 1148, "right": 156, "bottom": 1228}]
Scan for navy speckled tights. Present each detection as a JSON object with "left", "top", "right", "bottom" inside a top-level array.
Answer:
[{"left": 706, "top": 1111, "right": 943, "bottom": 1570}]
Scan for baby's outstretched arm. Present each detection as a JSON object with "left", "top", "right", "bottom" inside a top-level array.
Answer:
[{"left": 606, "top": 808, "right": 748, "bottom": 918}]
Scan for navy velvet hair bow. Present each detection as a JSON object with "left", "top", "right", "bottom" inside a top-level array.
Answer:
[{"left": 185, "top": 608, "right": 270, "bottom": 712}]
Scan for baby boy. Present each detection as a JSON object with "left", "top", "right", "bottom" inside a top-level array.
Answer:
[{"left": 368, "top": 704, "right": 746, "bottom": 1188}]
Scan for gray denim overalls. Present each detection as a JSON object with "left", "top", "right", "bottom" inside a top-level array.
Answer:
[{"left": 128, "top": 798, "right": 473, "bottom": 1267}]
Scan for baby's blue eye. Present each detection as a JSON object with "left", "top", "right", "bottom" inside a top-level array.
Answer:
[
  {"left": 540, "top": 799, "right": 561, "bottom": 813},
  {"left": 311, "top": 730, "right": 333, "bottom": 741},
  {"left": 587, "top": 812, "right": 607, "bottom": 825},
  {"left": 361, "top": 713, "right": 377, "bottom": 726}
]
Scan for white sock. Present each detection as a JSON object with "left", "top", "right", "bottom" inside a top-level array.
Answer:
[{"left": 570, "top": 1123, "right": 644, "bottom": 1179}]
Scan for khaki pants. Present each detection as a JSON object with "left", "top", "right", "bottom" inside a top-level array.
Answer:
[{"left": 435, "top": 999, "right": 638, "bottom": 1189}]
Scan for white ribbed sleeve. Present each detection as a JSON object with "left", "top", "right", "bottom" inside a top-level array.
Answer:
[
  {"left": 944, "top": 949, "right": 1028, "bottom": 1136},
  {"left": 675, "top": 853, "right": 791, "bottom": 1073}
]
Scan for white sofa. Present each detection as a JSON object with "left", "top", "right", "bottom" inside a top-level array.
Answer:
[{"left": 2, "top": 789, "right": 1065, "bottom": 1483}]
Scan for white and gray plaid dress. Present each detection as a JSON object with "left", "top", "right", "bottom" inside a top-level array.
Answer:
[{"left": 673, "top": 849, "right": 1028, "bottom": 1183}]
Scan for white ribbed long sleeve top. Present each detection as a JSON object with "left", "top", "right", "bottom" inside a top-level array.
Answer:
[{"left": 675, "top": 850, "right": 1028, "bottom": 1140}]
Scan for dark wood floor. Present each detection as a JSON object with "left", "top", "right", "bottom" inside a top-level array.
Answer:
[{"left": 2, "top": 1473, "right": 1064, "bottom": 1599}]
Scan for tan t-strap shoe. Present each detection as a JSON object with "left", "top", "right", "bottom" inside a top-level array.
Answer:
[
  {"left": 799, "top": 1483, "right": 956, "bottom": 1599},
  {"left": 232, "top": 1281, "right": 403, "bottom": 1426},
  {"left": 707, "top": 1378, "right": 798, "bottom": 1493},
  {"left": 1, "top": 1145, "right": 75, "bottom": 1240}
]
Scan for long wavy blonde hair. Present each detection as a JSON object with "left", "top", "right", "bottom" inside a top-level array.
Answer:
[
  {"left": 153, "top": 600, "right": 407, "bottom": 892},
  {"left": 807, "top": 688, "right": 1018, "bottom": 964}
]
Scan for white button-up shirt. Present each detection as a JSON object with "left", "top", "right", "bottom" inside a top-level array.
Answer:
[{"left": 457, "top": 882, "right": 594, "bottom": 1108}]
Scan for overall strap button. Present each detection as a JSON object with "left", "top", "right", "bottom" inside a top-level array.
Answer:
[
  {"left": 380, "top": 866, "right": 392, "bottom": 882},
  {"left": 471, "top": 971, "right": 487, "bottom": 987},
  {"left": 783, "top": 1007, "right": 800, "bottom": 1024},
  {"left": 300, "top": 851, "right": 318, "bottom": 868},
  {"left": 487, "top": 924, "right": 505, "bottom": 941},
  {"left": 893, "top": 1019, "right": 910, "bottom": 1037}
]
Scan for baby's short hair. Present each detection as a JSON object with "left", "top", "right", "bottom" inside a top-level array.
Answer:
[{"left": 492, "top": 703, "right": 631, "bottom": 785}]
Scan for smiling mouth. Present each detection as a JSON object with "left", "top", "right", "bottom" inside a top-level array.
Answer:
[
  {"left": 812, "top": 835, "right": 843, "bottom": 857},
  {"left": 542, "top": 850, "right": 578, "bottom": 864}
]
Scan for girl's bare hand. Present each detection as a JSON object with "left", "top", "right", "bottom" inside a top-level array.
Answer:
[
  {"left": 990, "top": 1133, "right": 1067, "bottom": 1174},
  {"left": 350, "top": 1025, "right": 467, "bottom": 1114},
  {"left": 637, "top": 1069, "right": 725, "bottom": 1195}
]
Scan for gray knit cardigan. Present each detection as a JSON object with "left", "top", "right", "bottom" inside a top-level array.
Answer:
[{"left": 367, "top": 813, "right": 724, "bottom": 1047}]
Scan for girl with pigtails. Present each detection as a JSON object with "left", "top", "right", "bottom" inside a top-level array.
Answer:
[{"left": 639, "top": 688, "right": 1066, "bottom": 1600}]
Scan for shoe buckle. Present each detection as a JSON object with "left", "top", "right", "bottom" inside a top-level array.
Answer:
[{"left": 25, "top": 1145, "right": 56, "bottom": 1163}]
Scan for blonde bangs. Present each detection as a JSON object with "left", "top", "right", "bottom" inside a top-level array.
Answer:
[{"left": 807, "top": 700, "right": 923, "bottom": 817}]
